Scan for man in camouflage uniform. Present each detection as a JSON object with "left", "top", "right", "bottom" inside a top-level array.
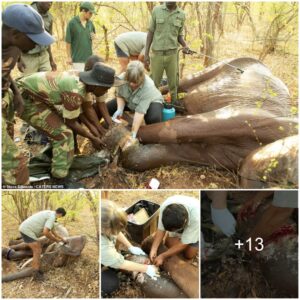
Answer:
[
  {"left": 18, "top": 63, "right": 122, "bottom": 180},
  {"left": 144, "top": 2, "right": 190, "bottom": 104},
  {"left": 2, "top": 4, "right": 55, "bottom": 186}
]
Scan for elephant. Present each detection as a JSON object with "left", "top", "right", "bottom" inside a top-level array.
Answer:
[
  {"left": 102, "top": 57, "right": 297, "bottom": 188},
  {"left": 126, "top": 254, "right": 188, "bottom": 298},
  {"left": 140, "top": 236, "right": 199, "bottom": 299},
  {"left": 2, "top": 227, "right": 86, "bottom": 282}
]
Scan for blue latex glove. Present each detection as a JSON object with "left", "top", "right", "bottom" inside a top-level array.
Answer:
[
  {"left": 146, "top": 265, "right": 160, "bottom": 280},
  {"left": 211, "top": 205, "right": 236, "bottom": 237},
  {"left": 112, "top": 109, "right": 123, "bottom": 121},
  {"left": 128, "top": 246, "right": 146, "bottom": 256}
]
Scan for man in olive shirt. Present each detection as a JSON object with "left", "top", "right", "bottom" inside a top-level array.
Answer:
[
  {"left": 18, "top": 2, "right": 57, "bottom": 75},
  {"left": 18, "top": 208, "right": 67, "bottom": 281},
  {"left": 144, "top": 2, "right": 191, "bottom": 104},
  {"left": 66, "top": 2, "right": 96, "bottom": 71}
]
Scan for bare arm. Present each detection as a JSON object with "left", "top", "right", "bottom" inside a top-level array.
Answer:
[
  {"left": 119, "top": 260, "right": 148, "bottom": 273},
  {"left": 178, "top": 35, "right": 187, "bottom": 48},
  {"left": 97, "top": 102, "right": 112, "bottom": 127},
  {"left": 10, "top": 78, "right": 24, "bottom": 116},
  {"left": 144, "top": 31, "right": 154, "bottom": 71},
  {"left": 43, "top": 227, "right": 63, "bottom": 243},
  {"left": 47, "top": 21, "right": 56, "bottom": 71},
  {"left": 116, "top": 232, "right": 132, "bottom": 249},
  {"left": 117, "top": 97, "right": 126, "bottom": 111},
  {"left": 149, "top": 229, "right": 165, "bottom": 261},
  {"left": 132, "top": 112, "right": 145, "bottom": 136},
  {"left": 79, "top": 113, "right": 100, "bottom": 137},
  {"left": 65, "top": 118, "right": 104, "bottom": 149},
  {"left": 66, "top": 42, "right": 72, "bottom": 65},
  {"left": 82, "top": 102, "right": 106, "bottom": 136},
  {"left": 158, "top": 242, "right": 188, "bottom": 260}
]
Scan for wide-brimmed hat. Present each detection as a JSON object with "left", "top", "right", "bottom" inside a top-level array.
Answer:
[
  {"left": 79, "top": 63, "right": 125, "bottom": 87},
  {"left": 2, "top": 4, "right": 55, "bottom": 46}
]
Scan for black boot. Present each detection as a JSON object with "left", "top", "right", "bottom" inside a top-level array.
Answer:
[{"left": 33, "top": 270, "right": 45, "bottom": 282}]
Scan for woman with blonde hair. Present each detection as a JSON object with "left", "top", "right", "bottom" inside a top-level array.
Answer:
[
  {"left": 101, "top": 200, "right": 159, "bottom": 296},
  {"left": 107, "top": 60, "right": 164, "bottom": 149}
]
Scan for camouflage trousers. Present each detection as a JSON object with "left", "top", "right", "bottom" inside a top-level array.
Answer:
[
  {"left": 20, "top": 95, "right": 74, "bottom": 178},
  {"left": 2, "top": 91, "right": 29, "bottom": 185}
]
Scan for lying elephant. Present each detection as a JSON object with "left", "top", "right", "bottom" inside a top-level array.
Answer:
[
  {"left": 126, "top": 254, "right": 187, "bottom": 298},
  {"left": 141, "top": 236, "right": 199, "bottom": 299},
  {"left": 102, "top": 57, "right": 297, "bottom": 188},
  {"left": 2, "top": 235, "right": 86, "bottom": 282}
]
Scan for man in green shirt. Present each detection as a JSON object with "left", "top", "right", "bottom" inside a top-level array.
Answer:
[
  {"left": 144, "top": 2, "right": 191, "bottom": 104},
  {"left": 18, "top": 208, "right": 67, "bottom": 281},
  {"left": 18, "top": 63, "right": 123, "bottom": 182},
  {"left": 18, "top": 2, "right": 57, "bottom": 75},
  {"left": 65, "top": 2, "right": 96, "bottom": 71}
]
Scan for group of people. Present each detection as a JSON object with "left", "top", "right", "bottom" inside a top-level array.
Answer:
[
  {"left": 101, "top": 195, "right": 199, "bottom": 296},
  {"left": 2, "top": 1, "right": 191, "bottom": 187}
]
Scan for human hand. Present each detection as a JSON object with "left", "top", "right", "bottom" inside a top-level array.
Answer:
[
  {"left": 149, "top": 248, "right": 157, "bottom": 263},
  {"left": 13, "top": 93, "right": 24, "bottom": 117},
  {"left": 154, "top": 254, "right": 165, "bottom": 267},
  {"left": 122, "top": 136, "right": 138, "bottom": 151},
  {"left": 92, "top": 137, "right": 106, "bottom": 150},
  {"left": 112, "top": 109, "right": 124, "bottom": 121},
  {"left": 17, "top": 59, "right": 26, "bottom": 72},
  {"left": 146, "top": 265, "right": 160, "bottom": 280},
  {"left": 182, "top": 47, "right": 195, "bottom": 55},
  {"left": 211, "top": 205, "right": 236, "bottom": 237},
  {"left": 128, "top": 246, "right": 146, "bottom": 256}
]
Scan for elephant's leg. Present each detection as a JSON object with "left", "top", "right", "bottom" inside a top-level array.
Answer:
[
  {"left": 2, "top": 267, "right": 34, "bottom": 282},
  {"left": 9, "top": 237, "right": 50, "bottom": 251},
  {"left": 142, "top": 236, "right": 199, "bottom": 299},
  {"left": 2, "top": 247, "right": 32, "bottom": 260},
  {"left": 8, "top": 239, "right": 23, "bottom": 246},
  {"left": 240, "top": 135, "right": 298, "bottom": 188}
]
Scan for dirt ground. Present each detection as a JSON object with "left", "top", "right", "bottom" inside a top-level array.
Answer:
[
  {"left": 2, "top": 204, "right": 99, "bottom": 298},
  {"left": 101, "top": 190, "right": 199, "bottom": 298}
]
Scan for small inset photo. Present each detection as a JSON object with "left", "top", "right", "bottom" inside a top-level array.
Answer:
[
  {"left": 2, "top": 191, "right": 99, "bottom": 298},
  {"left": 201, "top": 190, "right": 298, "bottom": 298},
  {"left": 101, "top": 190, "right": 199, "bottom": 298}
]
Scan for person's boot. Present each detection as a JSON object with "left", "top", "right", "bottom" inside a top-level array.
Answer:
[{"left": 33, "top": 270, "right": 45, "bottom": 282}]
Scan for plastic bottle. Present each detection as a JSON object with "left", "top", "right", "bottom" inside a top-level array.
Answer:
[{"left": 162, "top": 104, "right": 176, "bottom": 121}]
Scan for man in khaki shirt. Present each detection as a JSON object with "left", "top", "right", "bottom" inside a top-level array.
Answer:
[
  {"left": 18, "top": 208, "right": 67, "bottom": 281},
  {"left": 144, "top": 2, "right": 191, "bottom": 104}
]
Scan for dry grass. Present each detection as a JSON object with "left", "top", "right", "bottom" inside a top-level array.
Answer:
[{"left": 2, "top": 203, "right": 99, "bottom": 299}]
